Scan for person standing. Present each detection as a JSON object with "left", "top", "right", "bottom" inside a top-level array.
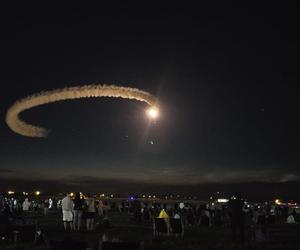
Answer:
[
  {"left": 228, "top": 193, "right": 245, "bottom": 243},
  {"left": 85, "top": 194, "right": 96, "bottom": 231},
  {"left": 73, "top": 192, "right": 84, "bottom": 230},
  {"left": 61, "top": 193, "right": 74, "bottom": 230},
  {"left": 44, "top": 199, "right": 49, "bottom": 216},
  {"left": 97, "top": 199, "right": 104, "bottom": 217},
  {"left": 0, "top": 193, "right": 5, "bottom": 212},
  {"left": 132, "top": 198, "right": 142, "bottom": 222},
  {"left": 22, "top": 198, "right": 31, "bottom": 212}
]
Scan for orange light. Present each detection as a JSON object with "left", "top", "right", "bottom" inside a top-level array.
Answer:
[{"left": 146, "top": 107, "right": 159, "bottom": 119}]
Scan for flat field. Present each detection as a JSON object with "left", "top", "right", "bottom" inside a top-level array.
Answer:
[{"left": 1, "top": 210, "right": 300, "bottom": 250}]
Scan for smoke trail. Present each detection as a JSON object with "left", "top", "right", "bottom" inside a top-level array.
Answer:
[{"left": 6, "top": 84, "right": 157, "bottom": 138}]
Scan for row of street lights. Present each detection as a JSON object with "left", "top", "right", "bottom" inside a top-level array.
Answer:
[{"left": 7, "top": 190, "right": 41, "bottom": 196}]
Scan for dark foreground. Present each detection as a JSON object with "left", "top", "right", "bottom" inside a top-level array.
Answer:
[{"left": 1, "top": 210, "right": 300, "bottom": 250}]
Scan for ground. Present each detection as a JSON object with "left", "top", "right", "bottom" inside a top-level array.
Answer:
[{"left": 1, "top": 209, "right": 300, "bottom": 249}]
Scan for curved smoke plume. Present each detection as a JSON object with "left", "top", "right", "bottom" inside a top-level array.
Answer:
[{"left": 6, "top": 84, "right": 157, "bottom": 138}]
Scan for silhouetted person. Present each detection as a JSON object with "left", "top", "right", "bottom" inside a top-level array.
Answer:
[
  {"left": 97, "top": 199, "right": 105, "bottom": 216},
  {"left": 44, "top": 198, "right": 49, "bottom": 216},
  {"left": 73, "top": 192, "right": 84, "bottom": 230},
  {"left": 228, "top": 193, "right": 245, "bottom": 243},
  {"left": 85, "top": 193, "right": 96, "bottom": 231},
  {"left": 132, "top": 197, "right": 142, "bottom": 222},
  {"left": 0, "top": 204, "right": 12, "bottom": 239}
]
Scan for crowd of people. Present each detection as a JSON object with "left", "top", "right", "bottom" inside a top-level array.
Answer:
[
  {"left": 1, "top": 192, "right": 299, "bottom": 244},
  {"left": 61, "top": 192, "right": 97, "bottom": 231}
]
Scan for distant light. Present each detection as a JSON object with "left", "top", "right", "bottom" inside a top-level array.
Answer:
[
  {"left": 142, "top": 195, "right": 146, "bottom": 198},
  {"left": 100, "top": 193, "right": 105, "bottom": 198},
  {"left": 153, "top": 195, "right": 156, "bottom": 199},
  {"left": 148, "top": 195, "right": 151, "bottom": 198},
  {"left": 22, "top": 192, "right": 28, "bottom": 195},
  {"left": 80, "top": 192, "right": 85, "bottom": 199},
  {"left": 70, "top": 192, "right": 74, "bottom": 197},
  {"left": 146, "top": 107, "right": 159, "bottom": 119},
  {"left": 35, "top": 191, "right": 41, "bottom": 196},
  {"left": 110, "top": 194, "right": 114, "bottom": 198},
  {"left": 217, "top": 198, "right": 229, "bottom": 203},
  {"left": 8, "top": 191, "right": 14, "bottom": 195},
  {"left": 275, "top": 199, "right": 281, "bottom": 205},
  {"left": 129, "top": 196, "right": 136, "bottom": 200}
]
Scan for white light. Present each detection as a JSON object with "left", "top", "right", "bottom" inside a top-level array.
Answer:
[
  {"left": 217, "top": 199, "right": 229, "bottom": 203},
  {"left": 146, "top": 107, "right": 159, "bottom": 119}
]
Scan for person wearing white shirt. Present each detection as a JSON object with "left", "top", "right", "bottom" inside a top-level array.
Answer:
[
  {"left": 61, "top": 193, "right": 74, "bottom": 230},
  {"left": 22, "top": 198, "right": 31, "bottom": 212},
  {"left": 287, "top": 214, "right": 295, "bottom": 224}
]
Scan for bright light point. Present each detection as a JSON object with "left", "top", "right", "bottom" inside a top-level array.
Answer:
[
  {"left": 275, "top": 199, "right": 281, "bottom": 205},
  {"left": 147, "top": 107, "right": 159, "bottom": 119},
  {"left": 8, "top": 191, "right": 15, "bottom": 195},
  {"left": 35, "top": 191, "right": 40, "bottom": 196},
  {"left": 217, "top": 199, "right": 229, "bottom": 203}
]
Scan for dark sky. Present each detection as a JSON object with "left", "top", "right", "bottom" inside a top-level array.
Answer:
[{"left": 1, "top": 6, "right": 300, "bottom": 199}]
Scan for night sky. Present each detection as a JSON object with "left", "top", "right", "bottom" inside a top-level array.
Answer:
[{"left": 1, "top": 6, "right": 300, "bottom": 199}]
